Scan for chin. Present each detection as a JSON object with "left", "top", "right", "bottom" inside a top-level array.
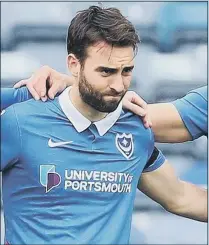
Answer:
[{"left": 97, "top": 102, "right": 120, "bottom": 113}]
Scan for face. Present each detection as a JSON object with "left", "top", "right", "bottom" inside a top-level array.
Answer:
[{"left": 76, "top": 42, "right": 135, "bottom": 113}]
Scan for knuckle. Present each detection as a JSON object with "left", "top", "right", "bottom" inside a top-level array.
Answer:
[
  {"left": 34, "top": 82, "right": 41, "bottom": 89},
  {"left": 42, "top": 65, "right": 50, "bottom": 71},
  {"left": 129, "top": 91, "right": 135, "bottom": 98},
  {"left": 131, "top": 91, "right": 136, "bottom": 96},
  {"left": 143, "top": 102, "right": 148, "bottom": 109},
  {"left": 27, "top": 82, "right": 32, "bottom": 89}
]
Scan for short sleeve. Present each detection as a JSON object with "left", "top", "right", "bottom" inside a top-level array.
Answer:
[
  {"left": 172, "top": 87, "right": 207, "bottom": 139},
  {"left": 143, "top": 130, "right": 166, "bottom": 173},
  {"left": 1, "top": 106, "right": 21, "bottom": 171},
  {"left": 143, "top": 147, "right": 166, "bottom": 173},
  {"left": 1, "top": 87, "right": 33, "bottom": 110}
]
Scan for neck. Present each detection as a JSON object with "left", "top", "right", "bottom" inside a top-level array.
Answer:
[{"left": 69, "top": 86, "right": 108, "bottom": 122}]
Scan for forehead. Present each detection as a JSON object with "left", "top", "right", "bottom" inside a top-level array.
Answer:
[{"left": 86, "top": 41, "right": 135, "bottom": 68}]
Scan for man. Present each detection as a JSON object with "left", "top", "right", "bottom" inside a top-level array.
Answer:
[{"left": 1, "top": 6, "right": 207, "bottom": 245}]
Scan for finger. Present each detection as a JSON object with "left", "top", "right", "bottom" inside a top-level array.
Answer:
[
  {"left": 33, "top": 79, "right": 47, "bottom": 98},
  {"left": 13, "top": 79, "right": 28, "bottom": 88},
  {"left": 123, "top": 101, "right": 146, "bottom": 116},
  {"left": 146, "top": 116, "right": 153, "bottom": 128},
  {"left": 48, "top": 84, "right": 61, "bottom": 99},
  {"left": 27, "top": 84, "right": 40, "bottom": 100},
  {"left": 144, "top": 112, "right": 153, "bottom": 128},
  {"left": 149, "top": 120, "right": 153, "bottom": 127},
  {"left": 142, "top": 120, "right": 149, "bottom": 129},
  {"left": 131, "top": 92, "right": 147, "bottom": 110},
  {"left": 41, "top": 95, "right": 48, "bottom": 102},
  {"left": 124, "top": 101, "right": 152, "bottom": 128},
  {"left": 142, "top": 115, "right": 152, "bottom": 128},
  {"left": 142, "top": 117, "right": 150, "bottom": 129}
]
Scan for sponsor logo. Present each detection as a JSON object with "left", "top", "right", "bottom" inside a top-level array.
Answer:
[
  {"left": 40, "top": 165, "right": 61, "bottom": 193},
  {"left": 39, "top": 166, "right": 133, "bottom": 194}
]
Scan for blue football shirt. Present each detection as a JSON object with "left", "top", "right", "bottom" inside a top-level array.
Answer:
[
  {"left": 1, "top": 87, "right": 33, "bottom": 111},
  {"left": 1, "top": 87, "right": 165, "bottom": 244},
  {"left": 172, "top": 86, "right": 207, "bottom": 139}
]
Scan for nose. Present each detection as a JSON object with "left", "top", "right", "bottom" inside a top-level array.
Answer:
[{"left": 109, "top": 75, "right": 125, "bottom": 94}]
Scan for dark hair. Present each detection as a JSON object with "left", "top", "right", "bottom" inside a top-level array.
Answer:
[{"left": 67, "top": 5, "right": 140, "bottom": 64}]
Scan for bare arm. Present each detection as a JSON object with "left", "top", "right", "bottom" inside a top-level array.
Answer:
[
  {"left": 122, "top": 92, "right": 192, "bottom": 142},
  {"left": 138, "top": 160, "right": 207, "bottom": 222},
  {"left": 148, "top": 103, "right": 192, "bottom": 143}
]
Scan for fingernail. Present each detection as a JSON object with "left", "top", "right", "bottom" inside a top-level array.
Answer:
[
  {"left": 35, "top": 96, "right": 39, "bottom": 100},
  {"left": 41, "top": 97, "right": 47, "bottom": 102}
]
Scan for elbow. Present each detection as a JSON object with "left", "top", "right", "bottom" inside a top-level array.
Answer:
[
  {"left": 162, "top": 190, "right": 189, "bottom": 216},
  {"left": 162, "top": 181, "right": 207, "bottom": 222},
  {"left": 163, "top": 198, "right": 183, "bottom": 215},
  {"left": 164, "top": 201, "right": 185, "bottom": 215},
  {"left": 163, "top": 198, "right": 208, "bottom": 223},
  {"left": 161, "top": 188, "right": 186, "bottom": 214}
]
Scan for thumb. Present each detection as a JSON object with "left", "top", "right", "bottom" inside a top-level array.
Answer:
[{"left": 13, "top": 79, "right": 28, "bottom": 88}]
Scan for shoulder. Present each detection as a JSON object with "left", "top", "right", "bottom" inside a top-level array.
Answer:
[
  {"left": 11, "top": 99, "right": 46, "bottom": 119},
  {"left": 1, "top": 105, "right": 16, "bottom": 122},
  {"left": 119, "top": 109, "right": 150, "bottom": 128},
  {"left": 12, "top": 98, "right": 60, "bottom": 116},
  {"left": 1, "top": 101, "right": 43, "bottom": 135},
  {"left": 10, "top": 98, "right": 63, "bottom": 126},
  {"left": 173, "top": 85, "right": 207, "bottom": 111},
  {"left": 172, "top": 86, "right": 207, "bottom": 139},
  {"left": 1, "top": 105, "right": 20, "bottom": 141},
  {"left": 119, "top": 109, "right": 142, "bottom": 123},
  {"left": 187, "top": 86, "right": 207, "bottom": 101},
  {"left": 117, "top": 109, "right": 154, "bottom": 141}
]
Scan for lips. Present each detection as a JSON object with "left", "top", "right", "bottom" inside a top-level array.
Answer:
[{"left": 104, "top": 93, "right": 124, "bottom": 97}]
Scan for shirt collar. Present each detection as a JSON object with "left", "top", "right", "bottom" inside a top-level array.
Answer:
[{"left": 58, "top": 87, "right": 122, "bottom": 136}]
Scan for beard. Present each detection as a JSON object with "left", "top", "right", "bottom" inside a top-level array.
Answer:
[{"left": 78, "top": 71, "right": 126, "bottom": 113}]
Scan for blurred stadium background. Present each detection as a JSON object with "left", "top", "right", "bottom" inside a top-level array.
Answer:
[{"left": 1, "top": 1, "right": 207, "bottom": 244}]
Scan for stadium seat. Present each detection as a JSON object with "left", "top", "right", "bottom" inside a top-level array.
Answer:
[
  {"left": 155, "top": 2, "right": 207, "bottom": 52},
  {"left": 1, "top": 51, "right": 41, "bottom": 87},
  {"left": 1, "top": 2, "right": 72, "bottom": 51}
]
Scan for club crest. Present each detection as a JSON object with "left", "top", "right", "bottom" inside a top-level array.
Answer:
[{"left": 115, "top": 133, "right": 134, "bottom": 159}]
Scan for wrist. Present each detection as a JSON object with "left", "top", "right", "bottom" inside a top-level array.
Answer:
[{"left": 63, "top": 74, "right": 75, "bottom": 86}]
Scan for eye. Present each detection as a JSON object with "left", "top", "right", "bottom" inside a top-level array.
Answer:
[
  {"left": 122, "top": 67, "right": 134, "bottom": 75},
  {"left": 101, "top": 68, "right": 116, "bottom": 76}
]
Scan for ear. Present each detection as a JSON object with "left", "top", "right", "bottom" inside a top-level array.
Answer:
[{"left": 67, "top": 54, "right": 81, "bottom": 77}]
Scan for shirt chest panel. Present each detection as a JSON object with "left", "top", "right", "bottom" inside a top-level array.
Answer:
[{"left": 21, "top": 124, "right": 149, "bottom": 177}]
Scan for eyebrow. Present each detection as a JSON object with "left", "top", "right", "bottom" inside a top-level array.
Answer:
[
  {"left": 95, "top": 65, "right": 134, "bottom": 72},
  {"left": 122, "top": 66, "right": 134, "bottom": 71}
]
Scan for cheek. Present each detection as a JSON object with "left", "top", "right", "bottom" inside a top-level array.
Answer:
[
  {"left": 80, "top": 70, "right": 96, "bottom": 86},
  {"left": 85, "top": 71, "right": 110, "bottom": 89},
  {"left": 123, "top": 77, "right": 132, "bottom": 89}
]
